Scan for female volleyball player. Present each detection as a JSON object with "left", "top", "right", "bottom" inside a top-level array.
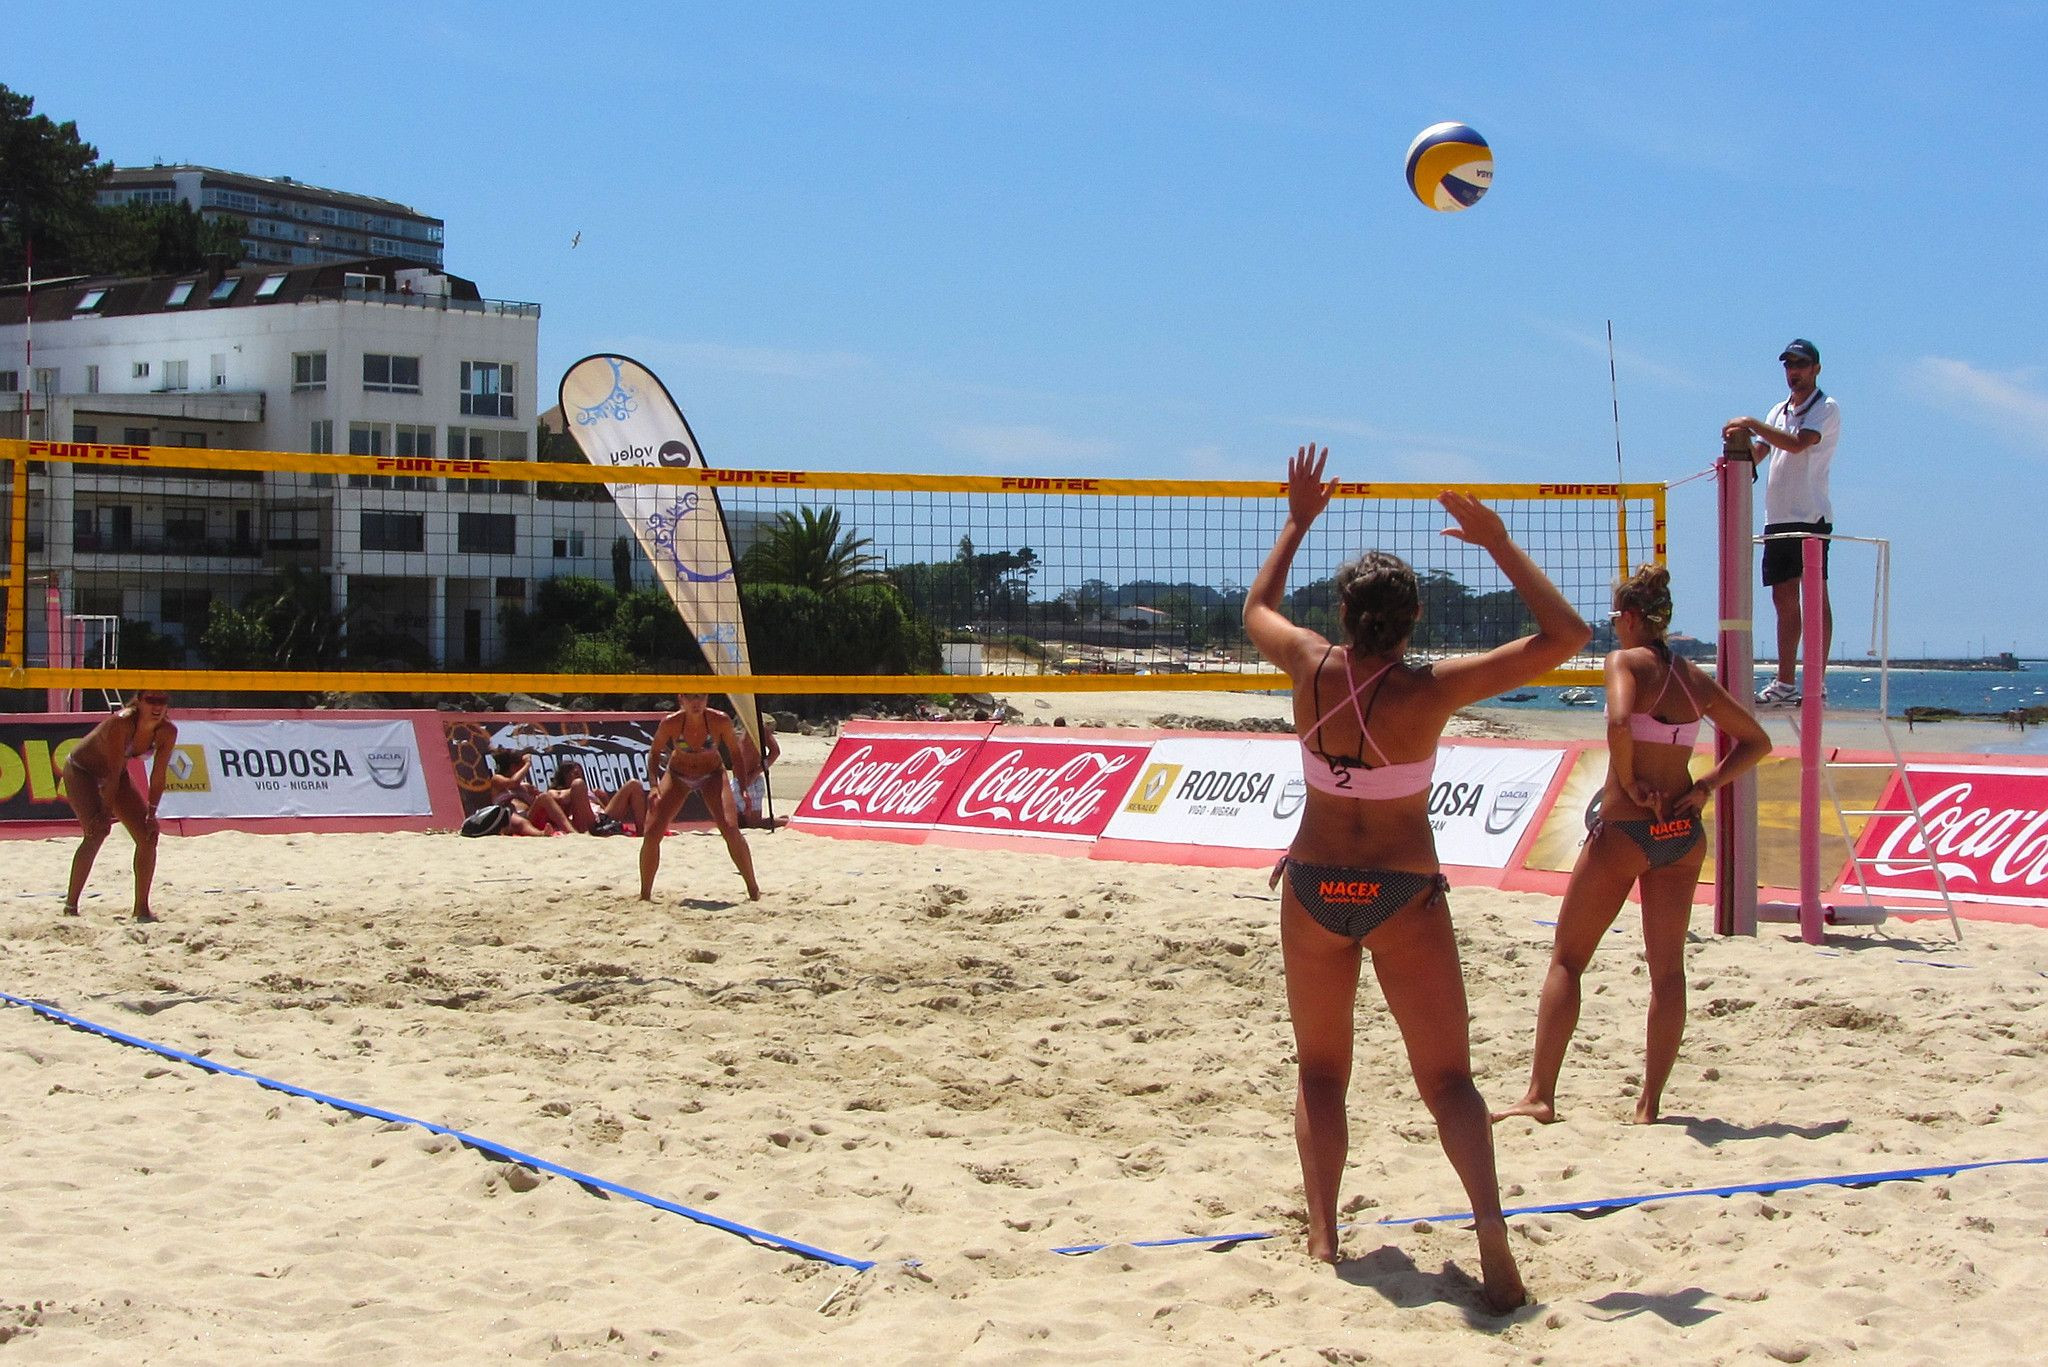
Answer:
[
  {"left": 61, "top": 691, "right": 179, "bottom": 922},
  {"left": 1245, "top": 445, "right": 1589, "bottom": 1311},
  {"left": 640, "top": 693, "right": 760, "bottom": 902},
  {"left": 1494, "top": 564, "right": 1768, "bottom": 1127}
]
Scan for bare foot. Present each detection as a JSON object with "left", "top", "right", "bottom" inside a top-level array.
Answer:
[
  {"left": 1305, "top": 1230, "right": 1340, "bottom": 1265},
  {"left": 1632, "top": 1100, "right": 1661, "bottom": 1125},
  {"left": 133, "top": 908, "right": 158, "bottom": 923},
  {"left": 61, "top": 904, "right": 79, "bottom": 917},
  {"left": 1475, "top": 1219, "right": 1527, "bottom": 1314},
  {"left": 1490, "top": 1097, "right": 1557, "bottom": 1125}
]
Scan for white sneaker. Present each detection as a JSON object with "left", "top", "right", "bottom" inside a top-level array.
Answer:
[{"left": 1756, "top": 679, "right": 1801, "bottom": 707}]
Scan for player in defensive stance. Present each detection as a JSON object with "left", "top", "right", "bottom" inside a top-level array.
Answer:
[
  {"left": 641, "top": 693, "right": 760, "bottom": 902},
  {"left": 62, "top": 691, "right": 178, "bottom": 922},
  {"left": 1245, "top": 445, "right": 1589, "bottom": 1312},
  {"left": 1493, "top": 564, "right": 1768, "bottom": 1127}
]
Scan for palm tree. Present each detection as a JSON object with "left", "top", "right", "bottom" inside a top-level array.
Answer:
[{"left": 740, "top": 506, "right": 884, "bottom": 595}]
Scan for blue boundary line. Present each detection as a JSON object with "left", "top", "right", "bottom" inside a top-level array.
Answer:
[
  {"left": 1050, "top": 1153, "right": 2048, "bottom": 1257},
  {"left": 0, "top": 989, "right": 875, "bottom": 1272}
]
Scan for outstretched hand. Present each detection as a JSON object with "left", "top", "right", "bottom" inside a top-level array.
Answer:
[
  {"left": 1438, "top": 490, "right": 1507, "bottom": 551},
  {"left": 1287, "top": 445, "right": 1333, "bottom": 527}
]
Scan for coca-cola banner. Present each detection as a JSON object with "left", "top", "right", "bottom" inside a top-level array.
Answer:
[
  {"left": 792, "top": 723, "right": 995, "bottom": 839},
  {"left": 933, "top": 731, "right": 1150, "bottom": 842},
  {"left": 1850, "top": 765, "right": 2048, "bottom": 907},
  {"left": 1097, "top": 737, "right": 1566, "bottom": 868}
]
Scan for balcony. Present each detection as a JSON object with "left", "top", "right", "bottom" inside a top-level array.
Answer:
[
  {"left": 73, "top": 531, "right": 263, "bottom": 559},
  {"left": 307, "top": 287, "right": 540, "bottom": 319}
]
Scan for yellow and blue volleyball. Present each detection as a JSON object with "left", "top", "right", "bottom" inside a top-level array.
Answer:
[{"left": 1405, "top": 122, "right": 1492, "bottom": 212}]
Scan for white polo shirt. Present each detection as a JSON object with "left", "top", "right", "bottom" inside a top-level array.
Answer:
[{"left": 1763, "top": 389, "right": 1839, "bottom": 524}]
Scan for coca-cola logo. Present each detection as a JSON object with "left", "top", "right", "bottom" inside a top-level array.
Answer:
[
  {"left": 953, "top": 747, "right": 1136, "bottom": 828},
  {"left": 1865, "top": 777, "right": 2048, "bottom": 890},
  {"left": 809, "top": 743, "right": 969, "bottom": 818}
]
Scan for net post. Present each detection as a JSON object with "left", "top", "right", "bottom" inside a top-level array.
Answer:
[
  {"left": 3, "top": 450, "right": 25, "bottom": 673},
  {"left": 1797, "top": 535, "right": 1826, "bottom": 944},
  {"left": 1714, "top": 436, "right": 1758, "bottom": 936}
]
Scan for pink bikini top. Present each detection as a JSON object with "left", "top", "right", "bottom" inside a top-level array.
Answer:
[
  {"left": 1299, "top": 648, "right": 1437, "bottom": 799},
  {"left": 1610, "top": 652, "right": 1703, "bottom": 747}
]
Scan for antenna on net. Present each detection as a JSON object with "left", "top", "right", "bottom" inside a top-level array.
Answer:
[{"left": 1607, "top": 319, "right": 1631, "bottom": 572}]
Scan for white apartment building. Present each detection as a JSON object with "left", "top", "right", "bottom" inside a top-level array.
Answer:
[
  {"left": 1, "top": 258, "right": 647, "bottom": 669},
  {"left": 99, "top": 165, "right": 445, "bottom": 269}
]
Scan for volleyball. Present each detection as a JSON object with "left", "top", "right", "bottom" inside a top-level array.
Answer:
[{"left": 1405, "top": 122, "right": 1492, "bottom": 212}]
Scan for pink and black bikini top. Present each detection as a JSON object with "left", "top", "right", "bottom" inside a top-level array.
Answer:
[
  {"left": 1610, "top": 652, "right": 1703, "bottom": 747},
  {"left": 1300, "top": 647, "right": 1436, "bottom": 799}
]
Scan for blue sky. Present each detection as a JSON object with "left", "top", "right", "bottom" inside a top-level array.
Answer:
[{"left": 10, "top": 3, "right": 2046, "bottom": 655}]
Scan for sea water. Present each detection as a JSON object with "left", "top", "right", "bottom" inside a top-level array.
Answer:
[{"left": 1492, "top": 660, "right": 2046, "bottom": 716}]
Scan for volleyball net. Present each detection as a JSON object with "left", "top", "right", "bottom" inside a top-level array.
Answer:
[{"left": 2, "top": 438, "right": 1663, "bottom": 697}]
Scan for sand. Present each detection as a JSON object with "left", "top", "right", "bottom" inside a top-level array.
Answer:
[{"left": 5, "top": 695, "right": 2048, "bottom": 1362}]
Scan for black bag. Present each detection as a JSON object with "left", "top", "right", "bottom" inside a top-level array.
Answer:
[{"left": 460, "top": 803, "right": 512, "bottom": 837}]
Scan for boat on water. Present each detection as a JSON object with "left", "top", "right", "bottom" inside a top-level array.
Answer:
[
  {"left": 1497, "top": 690, "right": 1538, "bottom": 702},
  {"left": 1557, "top": 687, "right": 1599, "bottom": 706}
]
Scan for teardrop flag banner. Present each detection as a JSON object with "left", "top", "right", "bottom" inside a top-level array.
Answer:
[{"left": 557, "top": 354, "right": 763, "bottom": 755}]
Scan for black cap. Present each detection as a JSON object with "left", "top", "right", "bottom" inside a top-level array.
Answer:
[{"left": 1779, "top": 338, "right": 1820, "bottom": 364}]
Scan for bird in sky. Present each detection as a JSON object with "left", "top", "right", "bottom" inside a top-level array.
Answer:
[{"left": 571, "top": 231, "right": 582, "bottom": 248}]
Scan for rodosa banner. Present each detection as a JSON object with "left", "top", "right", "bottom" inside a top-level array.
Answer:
[
  {"left": 1100, "top": 736, "right": 1565, "bottom": 867},
  {"left": 158, "top": 720, "right": 431, "bottom": 819},
  {"left": 557, "top": 354, "right": 761, "bottom": 750}
]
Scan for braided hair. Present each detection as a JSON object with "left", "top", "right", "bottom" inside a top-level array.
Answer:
[{"left": 1336, "top": 551, "right": 1420, "bottom": 656}]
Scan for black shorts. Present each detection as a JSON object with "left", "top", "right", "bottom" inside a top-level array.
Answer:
[{"left": 1762, "top": 521, "right": 1832, "bottom": 587}]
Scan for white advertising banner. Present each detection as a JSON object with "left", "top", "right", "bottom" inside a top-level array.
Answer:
[
  {"left": 157, "top": 720, "right": 432, "bottom": 819},
  {"left": 1101, "top": 737, "right": 1564, "bottom": 868}
]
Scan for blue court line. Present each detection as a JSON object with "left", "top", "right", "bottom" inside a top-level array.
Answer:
[
  {"left": 0, "top": 989, "right": 874, "bottom": 1272},
  {"left": 1050, "top": 1154, "right": 2048, "bottom": 1257}
]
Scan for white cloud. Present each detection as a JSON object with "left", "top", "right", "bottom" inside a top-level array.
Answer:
[
  {"left": 936, "top": 423, "right": 1122, "bottom": 468},
  {"left": 1910, "top": 357, "right": 2048, "bottom": 451}
]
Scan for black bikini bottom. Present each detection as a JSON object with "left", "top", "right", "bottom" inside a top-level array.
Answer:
[
  {"left": 1597, "top": 815, "right": 1703, "bottom": 869},
  {"left": 1282, "top": 858, "right": 1448, "bottom": 940}
]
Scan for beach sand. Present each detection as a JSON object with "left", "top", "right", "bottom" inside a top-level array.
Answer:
[{"left": 5, "top": 695, "right": 2048, "bottom": 1362}]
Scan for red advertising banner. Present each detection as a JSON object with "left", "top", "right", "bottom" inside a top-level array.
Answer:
[
  {"left": 933, "top": 729, "right": 1151, "bottom": 843},
  {"left": 791, "top": 722, "right": 995, "bottom": 842},
  {"left": 1850, "top": 765, "right": 2048, "bottom": 908}
]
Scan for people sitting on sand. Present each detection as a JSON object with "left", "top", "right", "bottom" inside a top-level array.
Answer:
[
  {"left": 1243, "top": 445, "right": 1590, "bottom": 1313},
  {"left": 487, "top": 750, "right": 573, "bottom": 834},
  {"left": 729, "top": 715, "right": 780, "bottom": 829},
  {"left": 62, "top": 690, "right": 179, "bottom": 922},
  {"left": 641, "top": 693, "right": 761, "bottom": 902},
  {"left": 1493, "top": 564, "right": 1769, "bottom": 1127},
  {"left": 547, "top": 758, "right": 650, "bottom": 836}
]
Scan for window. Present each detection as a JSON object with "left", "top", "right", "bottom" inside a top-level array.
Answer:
[
  {"left": 447, "top": 425, "right": 530, "bottom": 492},
  {"left": 208, "top": 278, "right": 239, "bottom": 303},
  {"left": 72, "top": 424, "right": 98, "bottom": 443},
  {"left": 360, "top": 511, "right": 424, "bottom": 553},
  {"left": 552, "top": 527, "right": 587, "bottom": 559},
  {"left": 132, "top": 362, "right": 151, "bottom": 379},
  {"left": 173, "top": 431, "right": 206, "bottom": 447},
  {"left": 0, "top": 371, "right": 15, "bottom": 392},
  {"left": 166, "top": 280, "right": 196, "bottom": 307},
  {"left": 458, "top": 512, "right": 517, "bottom": 555},
  {"left": 309, "top": 419, "right": 334, "bottom": 453},
  {"left": 162, "top": 359, "right": 189, "bottom": 390},
  {"left": 495, "top": 576, "right": 526, "bottom": 599},
  {"left": 347, "top": 423, "right": 388, "bottom": 457},
  {"left": 75, "top": 289, "right": 106, "bottom": 313},
  {"left": 33, "top": 367, "right": 58, "bottom": 394},
  {"left": 343, "top": 271, "right": 386, "bottom": 292},
  {"left": 210, "top": 354, "right": 227, "bottom": 388},
  {"left": 460, "top": 361, "right": 515, "bottom": 417},
  {"left": 255, "top": 273, "right": 287, "bottom": 298},
  {"left": 164, "top": 508, "right": 206, "bottom": 548},
  {"left": 394, "top": 424, "right": 434, "bottom": 458},
  {"left": 363, "top": 353, "right": 421, "bottom": 394},
  {"left": 124, "top": 427, "right": 151, "bottom": 445},
  {"left": 292, "top": 351, "right": 327, "bottom": 390},
  {"left": 267, "top": 507, "right": 320, "bottom": 549},
  {"left": 85, "top": 364, "right": 99, "bottom": 394}
]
